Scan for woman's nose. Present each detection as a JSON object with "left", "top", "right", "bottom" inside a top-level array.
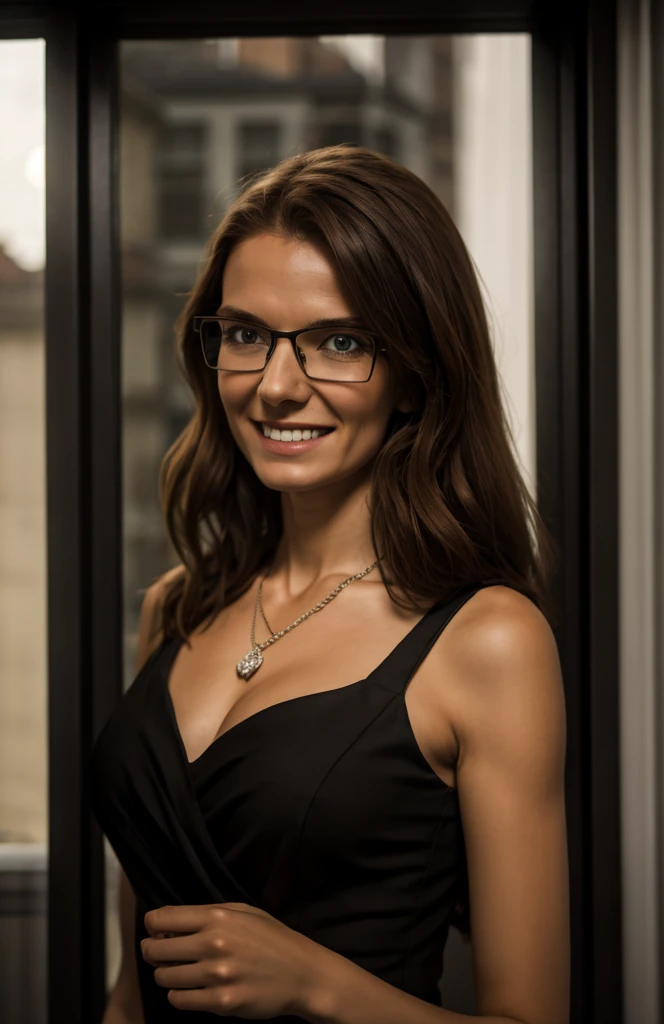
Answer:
[{"left": 256, "top": 336, "right": 312, "bottom": 404}]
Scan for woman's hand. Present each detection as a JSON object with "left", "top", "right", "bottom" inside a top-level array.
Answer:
[{"left": 141, "top": 901, "right": 327, "bottom": 1018}]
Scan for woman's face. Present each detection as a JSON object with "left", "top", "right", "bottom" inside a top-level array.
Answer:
[{"left": 216, "top": 231, "right": 409, "bottom": 495}]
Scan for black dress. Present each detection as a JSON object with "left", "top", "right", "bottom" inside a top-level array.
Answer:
[{"left": 86, "top": 582, "right": 491, "bottom": 1022}]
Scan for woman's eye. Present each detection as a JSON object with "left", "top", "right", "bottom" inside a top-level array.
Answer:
[
  {"left": 229, "top": 326, "right": 261, "bottom": 344},
  {"left": 323, "top": 333, "right": 360, "bottom": 353}
]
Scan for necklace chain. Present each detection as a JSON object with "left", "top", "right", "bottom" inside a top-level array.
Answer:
[
  {"left": 251, "top": 559, "right": 380, "bottom": 651},
  {"left": 236, "top": 558, "right": 380, "bottom": 680},
  {"left": 257, "top": 586, "right": 274, "bottom": 636}
]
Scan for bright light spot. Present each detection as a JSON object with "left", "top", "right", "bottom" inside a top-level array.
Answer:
[
  {"left": 24, "top": 145, "right": 45, "bottom": 191},
  {"left": 0, "top": 39, "right": 45, "bottom": 270},
  {"left": 319, "top": 35, "right": 385, "bottom": 85}
]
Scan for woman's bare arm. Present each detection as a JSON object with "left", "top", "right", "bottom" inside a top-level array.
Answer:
[
  {"left": 101, "top": 869, "right": 144, "bottom": 1024},
  {"left": 449, "top": 586, "right": 570, "bottom": 1024},
  {"left": 101, "top": 565, "right": 184, "bottom": 1023}
]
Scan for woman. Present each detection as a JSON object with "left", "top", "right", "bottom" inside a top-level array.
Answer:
[{"left": 88, "top": 144, "right": 569, "bottom": 1024}]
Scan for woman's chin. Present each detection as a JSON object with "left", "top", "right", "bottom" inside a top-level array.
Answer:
[{"left": 253, "top": 466, "right": 339, "bottom": 494}]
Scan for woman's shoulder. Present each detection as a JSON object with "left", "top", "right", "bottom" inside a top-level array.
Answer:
[
  {"left": 437, "top": 582, "right": 563, "bottom": 739},
  {"left": 157, "top": 562, "right": 188, "bottom": 592},
  {"left": 457, "top": 580, "right": 547, "bottom": 630},
  {"left": 139, "top": 563, "right": 187, "bottom": 660},
  {"left": 444, "top": 582, "right": 557, "bottom": 678},
  {"left": 146, "top": 562, "right": 187, "bottom": 612}
]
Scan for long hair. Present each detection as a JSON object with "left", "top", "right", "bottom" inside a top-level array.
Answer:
[{"left": 154, "top": 144, "right": 560, "bottom": 937}]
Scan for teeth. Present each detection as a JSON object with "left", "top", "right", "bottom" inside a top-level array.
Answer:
[{"left": 261, "top": 424, "right": 329, "bottom": 442}]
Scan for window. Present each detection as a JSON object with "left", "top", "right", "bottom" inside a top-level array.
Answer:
[
  {"left": 157, "top": 121, "right": 208, "bottom": 240},
  {"left": 236, "top": 120, "right": 282, "bottom": 181}
]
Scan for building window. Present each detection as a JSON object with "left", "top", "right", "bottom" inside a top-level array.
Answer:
[
  {"left": 373, "top": 125, "right": 399, "bottom": 161},
  {"left": 157, "top": 121, "right": 208, "bottom": 240},
  {"left": 236, "top": 121, "right": 281, "bottom": 182},
  {"left": 317, "top": 121, "right": 363, "bottom": 148}
]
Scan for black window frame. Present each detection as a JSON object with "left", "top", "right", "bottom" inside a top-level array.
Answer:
[{"left": 0, "top": 2, "right": 620, "bottom": 1022}]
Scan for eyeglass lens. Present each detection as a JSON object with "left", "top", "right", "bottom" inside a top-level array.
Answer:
[{"left": 200, "top": 318, "right": 376, "bottom": 382}]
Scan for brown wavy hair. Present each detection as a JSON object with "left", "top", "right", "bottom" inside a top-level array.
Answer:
[{"left": 153, "top": 144, "right": 560, "bottom": 938}]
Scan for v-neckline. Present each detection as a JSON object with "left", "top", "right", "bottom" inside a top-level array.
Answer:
[{"left": 161, "top": 595, "right": 446, "bottom": 770}]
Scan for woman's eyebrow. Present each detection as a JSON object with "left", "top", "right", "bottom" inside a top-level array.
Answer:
[{"left": 214, "top": 305, "right": 368, "bottom": 331}]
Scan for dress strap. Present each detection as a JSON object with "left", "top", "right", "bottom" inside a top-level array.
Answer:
[{"left": 370, "top": 580, "right": 497, "bottom": 695}]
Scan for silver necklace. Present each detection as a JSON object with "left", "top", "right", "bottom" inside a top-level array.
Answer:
[
  {"left": 257, "top": 585, "right": 274, "bottom": 636},
  {"left": 236, "top": 559, "right": 381, "bottom": 680}
]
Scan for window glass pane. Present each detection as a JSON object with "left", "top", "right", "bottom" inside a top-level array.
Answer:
[
  {"left": 116, "top": 33, "right": 533, "bottom": 1011},
  {"left": 158, "top": 121, "right": 209, "bottom": 239},
  {"left": 0, "top": 37, "right": 47, "bottom": 1024},
  {"left": 236, "top": 120, "right": 282, "bottom": 180}
]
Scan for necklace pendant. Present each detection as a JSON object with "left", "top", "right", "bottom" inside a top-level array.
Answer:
[{"left": 236, "top": 648, "right": 263, "bottom": 680}]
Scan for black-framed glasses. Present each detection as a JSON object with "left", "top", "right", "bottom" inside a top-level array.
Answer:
[{"left": 193, "top": 315, "right": 387, "bottom": 383}]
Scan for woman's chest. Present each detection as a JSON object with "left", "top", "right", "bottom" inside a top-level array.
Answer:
[{"left": 166, "top": 602, "right": 462, "bottom": 788}]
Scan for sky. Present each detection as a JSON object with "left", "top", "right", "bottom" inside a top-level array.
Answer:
[{"left": 0, "top": 39, "right": 45, "bottom": 271}]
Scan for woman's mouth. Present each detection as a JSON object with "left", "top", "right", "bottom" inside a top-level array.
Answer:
[{"left": 251, "top": 420, "right": 336, "bottom": 454}]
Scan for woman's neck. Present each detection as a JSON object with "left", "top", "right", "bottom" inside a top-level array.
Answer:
[{"left": 268, "top": 474, "right": 379, "bottom": 599}]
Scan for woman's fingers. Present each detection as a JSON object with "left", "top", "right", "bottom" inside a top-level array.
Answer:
[
  {"left": 153, "top": 958, "right": 225, "bottom": 989},
  {"left": 144, "top": 904, "right": 214, "bottom": 937},
  {"left": 141, "top": 933, "right": 205, "bottom": 965}
]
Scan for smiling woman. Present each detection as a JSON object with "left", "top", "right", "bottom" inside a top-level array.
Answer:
[
  {"left": 158, "top": 146, "right": 558, "bottom": 629},
  {"left": 207, "top": 230, "right": 409, "bottom": 500},
  {"left": 87, "top": 144, "right": 568, "bottom": 1024}
]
